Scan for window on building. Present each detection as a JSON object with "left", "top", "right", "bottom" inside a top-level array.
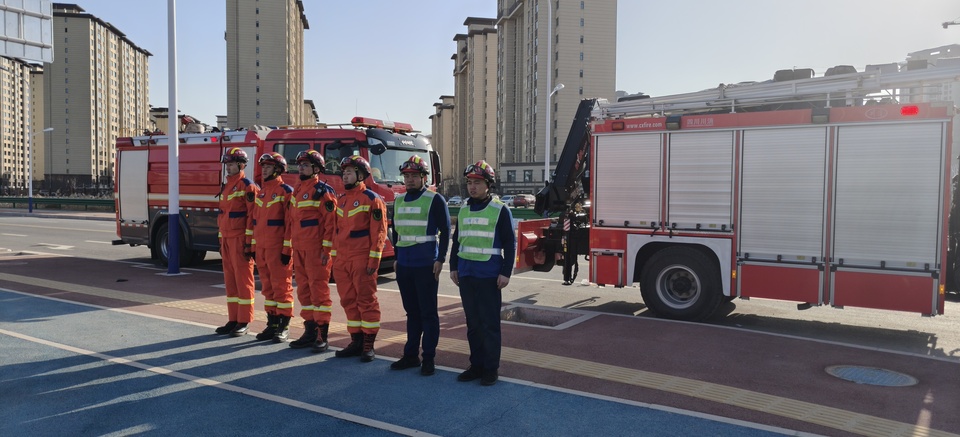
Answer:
[
  {"left": 256, "top": 47, "right": 260, "bottom": 54},
  {"left": 256, "top": 21, "right": 259, "bottom": 27},
  {"left": 579, "top": 69, "right": 583, "bottom": 78},
  {"left": 256, "top": 60, "right": 260, "bottom": 67},
  {"left": 256, "top": 86, "right": 259, "bottom": 93},
  {"left": 523, "top": 170, "right": 533, "bottom": 182},
  {"left": 580, "top": 52, "right": 583, "bottom": 61},
  {"left": 507, "top": 170, "right": 516, "bottom": 182},
  {"left": 581, "top": 1, "right": 585, "bottom": 9},
  {"left": 579, "top": 87, "right": 583, "bottom": 95},
  {"left": 580, "top": 18, "right": 585, "bottom": 26},
  {"left": 580, "top": 35, "right": 584, "bottom": 44},
  {"left": 64, "top": 27, "right": 67, "bottom": 32}
]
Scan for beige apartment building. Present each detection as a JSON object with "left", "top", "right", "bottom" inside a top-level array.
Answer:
[
  {"left": 43, "top": 3, "right": 151, "bottom": 194},
  {"left": 429, "top": 95, "right": 455, "bottom": 195},
  {"left": 0, "top": 57, "right": 44, "bottom": 194},
  {"left": 451, "top": 17, "right": 498, "bottom": 196},
  {"left": 497, "top": 0, "right": 616, "bottom": 195},
  {"left": 226, "top": 0, "right": 308, "bottom": 129}
]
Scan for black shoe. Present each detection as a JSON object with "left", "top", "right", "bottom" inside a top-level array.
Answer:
[
  {"left": 335, "top": 333, "right": 364, "bottom": 358},
  {"left": 215, "top": 321, "right": 237, "bottom": 335},
  {"left": 272, "top": 316, "right": 291, "bottom": 343},
  {"left": 311, "top": 323, "right": 329, "bottom": 353},
  {"left": 255, "top": 315, "right": 277, "bottom": 341},
  {"left": 289, "top": 321, "right": 318, "bottom": 349},
  {"left": 229, "top": 323, "right": 249, "bottom": 337},
  {"left": 390, "top": 355, "right": 421, "bottom": 370},
  {"left": 480, "top": 369, "right": 498, "bottom": 386},
  {"left": 457, "top": 366, "right": 483, "bottom": 382},
  {"left": 420, "top": 359, "right": 435, "bottom": 376}
]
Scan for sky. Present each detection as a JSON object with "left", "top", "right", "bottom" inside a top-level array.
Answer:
[{"left": 73, "top": 0, "right": 960, "bottom": 135}]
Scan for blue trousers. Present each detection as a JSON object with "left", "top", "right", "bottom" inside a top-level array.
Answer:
[
  {"left": 458, "top": 275, "right": 502, "bottom": 370},
  {"left": 396, "top": 264, "right": 440, "bottom": 359}
]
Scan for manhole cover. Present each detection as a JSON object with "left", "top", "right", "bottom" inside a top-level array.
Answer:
[
  {"left": 499, "top": 305, "right": 593, "bottom": 329},
  {"left": 825, "top": 365, "right": 918, "bottom": 387}
]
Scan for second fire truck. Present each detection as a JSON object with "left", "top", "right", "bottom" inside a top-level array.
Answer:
[{"left": 518, "top": 63, "right": 960, "bottom": 321}]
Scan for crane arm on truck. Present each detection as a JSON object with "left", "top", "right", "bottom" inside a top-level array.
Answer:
[{"left": 535, "top": 98, "right": 598, "bottom": 216}]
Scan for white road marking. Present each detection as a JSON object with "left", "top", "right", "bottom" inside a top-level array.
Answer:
[
  {"left": 85, "top": 240, "right": 112, "bottom": 244},
  {"left": 34, "top": 243, "right": 74, "bottom": 250},
  {"left": 0, "top": 327, "right": 438, "bottom": 437},
  {"left": 2, "top": 233, "right": 27, "bottom": 237}
]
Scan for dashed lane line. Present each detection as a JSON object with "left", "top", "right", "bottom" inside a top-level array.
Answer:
[{"left": 0, "top": 272, "right": 955, "bottom": 437}]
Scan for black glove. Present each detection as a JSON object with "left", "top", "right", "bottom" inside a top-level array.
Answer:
[{"left": 280, "top": 253, "right": 291, "bottom": 265}]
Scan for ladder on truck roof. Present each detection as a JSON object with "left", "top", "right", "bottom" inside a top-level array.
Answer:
[{"left": 597, "top": 63, "right": 960, "bottom": 119}]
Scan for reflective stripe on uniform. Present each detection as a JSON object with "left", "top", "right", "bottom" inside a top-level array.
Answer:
[
  {"left": 460, "top": 246, "right": 501, "bottom": 255},
  {"left": 264, "top": 300, "right": 277, "bottom": 308},
  {"left": 399, "top": 235, "right": 438, "bottom": 243},
  {"left": 276, "top": 301, "right": 294, "bottom": 309},
  {"left": 346, "top": 320, "right": 362, "bottom": 328},
  {"left": 459, "top": 230, "right": 495, "bottom": 239},
  {"left": 347, "top": 205, "right": 371, "bottom": 217},
  {"left": 226, "top": 297, "right": 239, "bottom": 303},
  {"left": 312, "top": 305, "right": 332, "bottom": 313},
  {"left": 237, "top": 298, "right": 255, "bottom": 305},
  {"left": 322, "top": 240, "right": 333, "bottom": 247},
  {"left": 369, "top": 251, "right": 382, "bottom": 259},
  {"left": 360, "top": 320, "right": 380, "bottom": 329},
  {"left": 394, "top": 219, "right": 429, "bottom": 227}
]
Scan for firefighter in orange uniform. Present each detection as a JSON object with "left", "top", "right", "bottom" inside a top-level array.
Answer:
[
  {"left": 288, "top": 150, "right": 338, "bottom": 352},
  {"left": 251, "top": 152, "right": 295, "bottom": 342},
  {"left": 215, "top": 147, "right": 260, "bottom": 337},
  {"left": 333, "top": 155, "right": 387, "bottom": 362}
]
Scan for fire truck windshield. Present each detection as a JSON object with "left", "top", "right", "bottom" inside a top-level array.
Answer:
[{"left": 367, "top": 149, "right": 434, "bottom": 186}]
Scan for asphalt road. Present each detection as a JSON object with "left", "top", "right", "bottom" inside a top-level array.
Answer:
[{"left": 2, "top": 214, "right": 960, "bottom": 363}]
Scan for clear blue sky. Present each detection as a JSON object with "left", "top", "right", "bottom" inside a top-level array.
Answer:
[{"left": 77, "top": 1, "right": 959, "bottom": 134}]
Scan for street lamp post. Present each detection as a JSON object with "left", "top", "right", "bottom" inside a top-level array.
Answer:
[
  {"left": 544, "top": 83, "right": 564, "bottom": 184},
  {"left": 29, "top": 127, "right": 55, "bottom": 213}
]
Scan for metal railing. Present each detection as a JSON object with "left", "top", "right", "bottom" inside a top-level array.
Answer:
[{"left": 0, "top": 196, "right": 115, "bottom": 211}]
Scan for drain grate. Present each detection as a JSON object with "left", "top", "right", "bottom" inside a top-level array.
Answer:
[
  {"left": 825, "top": 365, "right": 918, "bottom": 387},
  {"left": 500, "top": 304, "right": 594, "bottom": 330}
]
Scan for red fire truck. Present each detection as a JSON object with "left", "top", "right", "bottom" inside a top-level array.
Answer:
[
  {"left": 113, "top": 117, "right": 440, "bottom": 266},
  {"left": 518, "top": 64, "right": 960, "bottom": 321}
]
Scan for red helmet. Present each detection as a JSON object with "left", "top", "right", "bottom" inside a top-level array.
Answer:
[
  {"left": 399, "top": 155, "right": 429, "bottom": 175},
  {"left": 296, "top": 150, "right": 325, "bottom": 171},
  {"left": 340, "top": 155, "right": 372, "bottom": 179},
  {"left": 464, "top": 160, "right": 495, "bottom": 185},
  {"left": 221, "top": 147, "right": 248, "bottom": 164},
  {"left": 258, "top": 152, "right": 287, "bottom": 174}
]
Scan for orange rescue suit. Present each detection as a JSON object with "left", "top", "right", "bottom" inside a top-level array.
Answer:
[
  {"left": 290, "top": 175, "right": 338, "bottom": 325},
  {"left": 252, "top": 177, "right": 294, "bottom": 318},
  {"left": 218, "top": 170, "right": 259, "bottom": 324},
  {"left": 333, "top": 180, "right": 387, "bottom": 335}
]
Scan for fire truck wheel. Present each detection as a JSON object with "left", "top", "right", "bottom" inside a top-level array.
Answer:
[
  {"left": 155, "top": 222, "right": 197, "bottom": 267},
  {"left": 639, "top": 246, "right": 722, "bottom": 322}
]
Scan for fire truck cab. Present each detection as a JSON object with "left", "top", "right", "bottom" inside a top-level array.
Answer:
[{"left": 113, "top": 117, "right": 441, "bottom": 266}]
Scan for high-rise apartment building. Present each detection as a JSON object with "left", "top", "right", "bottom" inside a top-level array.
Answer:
[
  {"left": 0, "top": 57, "right": 43, "bottom": 194},
  {"left": 226, "top": 0, "right": 308, "bottom": 129},
  {"left": 496, "top": 0, "right": 616, "bottom": 194},
  {"left": 430, "top": 95, "right": 455, "bottom": 195},
  {"left": 44, "top": 3, "right": 151, "bottom": 193},
  {"left": 451, "top": 17, "right": 498, "bottom": 195}
]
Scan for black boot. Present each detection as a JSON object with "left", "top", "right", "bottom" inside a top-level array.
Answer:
[
  {"left": 335, "top": 333, "right": 364, "bottom": 358},
  {"left": 391, "top": 355, "right": 421, "bottom": 370},
  {"left": 256, "top": 314, "right": 278, "bottom": 341},
  {"left": 289, "top": 320, "right": 317, "bottom": 348},
  {"left": 311, "top": 323, "right": 329, "bottom": 353},
  {"left": 215, "top": 320, "right": 237, "bottom": 335},
  {"left": 272, "top": 316, "right": 291, "bottom": 343},
  {"left": 229, "top": 323, "right": 248, "bottom": 337},
  {"left": 360, "top": 332, "right": 377, "bottom": 363}
]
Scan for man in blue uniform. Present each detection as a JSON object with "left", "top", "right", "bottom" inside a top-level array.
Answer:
[
  {"left": 449, "top": 160, "right": 515, "bottom": 386},
  {"left": 390, "top": 155, "right": 450, "bottom": 376}
]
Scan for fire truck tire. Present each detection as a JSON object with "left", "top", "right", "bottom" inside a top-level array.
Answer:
[
  {"left": 639, "top": 246, "right": 722, "bottom": 322},
  {"left": 155, "top": 222, "right": 197, "bottom": 267}
]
